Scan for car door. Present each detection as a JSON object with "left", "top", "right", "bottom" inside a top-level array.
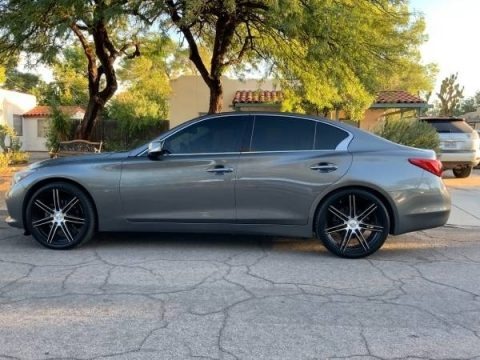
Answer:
[
  {"left": 235, "top": 114, "right": 353, "bottom": 225},
  {"left": 120, "top": 114, "right": 251, "bottom": 223}
]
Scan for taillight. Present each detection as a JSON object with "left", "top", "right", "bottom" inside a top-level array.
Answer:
[{"left": 408, "top": 158, "right": 443, "bottom": 177}]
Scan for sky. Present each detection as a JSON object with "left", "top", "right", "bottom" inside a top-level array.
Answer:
[{"left": 411, "top": 0, "right": 480, "bottom": 97}]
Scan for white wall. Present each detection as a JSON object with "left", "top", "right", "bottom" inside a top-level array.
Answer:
[
  {"left": 23, "top": 117, "right": 49, "bottom": 151},
  {"left": 0, "top": 89, "right": 37, "bottom": 150}
]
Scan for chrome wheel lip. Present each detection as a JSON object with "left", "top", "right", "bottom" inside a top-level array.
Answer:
[
  {"left": 29, "top": 187, "right": 87, "bottom": 247},
  {"left": 325, "top": 193, "right": 386, "bottom": 255}
]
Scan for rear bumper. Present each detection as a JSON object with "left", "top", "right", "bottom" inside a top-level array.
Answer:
[
  {"left": 438, "top": 151, "right": 480, "bottom": 169},
  {"left": 390, "top": 172, "right": 451, "bottom": 235}
]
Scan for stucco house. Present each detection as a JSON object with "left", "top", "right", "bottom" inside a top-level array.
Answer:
[
  {"left": 22, "top": 105, "right": 85, "bottom": 151},
  {"left": 168, "top": 75, "right": 429, "bottom": 130},
  {"left": 0, "top": 89, "right": 37, "bottom": 148},
  {"left": 0, "top": 88, "right": 85, "bottom": 153}
]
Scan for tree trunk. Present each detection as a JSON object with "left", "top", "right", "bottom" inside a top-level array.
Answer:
[
  {"left": 208, "top": 79, "right": 223, "bottom": 113},
  {"left": 76, "top": 96, "right": 102, "bottom": 140}
]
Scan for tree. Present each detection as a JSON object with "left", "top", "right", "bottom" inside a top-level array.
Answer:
[
  {"left": 457, "top": 90, "right": 480, "bottom": 115},
  {"left": 0, "top": 0, "right": 156, "bottom": 139},
  {"left": 0, "top": 65, "right": 5, "bottom": 84},
  {"left": 3, "top": 68, "right": 43, "bottom": 94},
  {"left": 46, "top": 46, "right": 89, "bottom": 106},
  {"left": 437, "top": 73, "right": 464, "bottom": 116},
  {"left": 161, "top": 1, "right": 428, "bottom": 118},
  {"left": 107, "top": 35, "right": 172, "bottom": 148}
]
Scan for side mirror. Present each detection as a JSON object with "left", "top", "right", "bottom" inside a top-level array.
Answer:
[{"left": 147, "top": 141, "right": 165, "bottom": 158}]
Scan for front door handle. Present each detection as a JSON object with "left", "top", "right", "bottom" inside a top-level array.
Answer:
[
  {"left": 207, "top": 166, "right": 234, "bottom": 174},
  {"left": 310, "top": 163, "right": 338, "bottom": 173}
]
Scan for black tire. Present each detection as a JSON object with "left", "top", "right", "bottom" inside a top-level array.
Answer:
[
  {"left": 453, "top": 166, "right": 472, "bottom": 178},
  {"left": 25, "top": 182, "right": 96, "bottom": 249},
  {"left": 315, "top": 189, "right": 390, "bottom": 258}
]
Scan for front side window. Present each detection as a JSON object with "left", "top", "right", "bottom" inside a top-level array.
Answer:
[
  {"left": 250, "top": 115, "right": 315, "bottom": 151},
  {"left": 163, "top": 115, "right": 249, "bottom": 154}
]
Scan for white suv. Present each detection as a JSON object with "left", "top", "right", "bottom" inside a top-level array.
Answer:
[{"left": 420, "top": 117, "right": 480, "bottom": 178}]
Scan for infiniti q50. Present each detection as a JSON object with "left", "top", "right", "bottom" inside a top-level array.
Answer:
[{"left": 5, "top": 113, "right": 451, "bottom": 258}]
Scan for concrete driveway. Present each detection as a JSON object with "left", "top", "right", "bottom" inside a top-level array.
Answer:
[{"left": 0, "top": 171, "right": 479, "bottom": 359}]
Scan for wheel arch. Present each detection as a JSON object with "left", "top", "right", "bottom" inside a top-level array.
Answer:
[
  {"left": 312, "top": 185, "right": 397, "bottom": 235},
  {"left": 22, "top": 177, "right": 99, "bottom": 233}
]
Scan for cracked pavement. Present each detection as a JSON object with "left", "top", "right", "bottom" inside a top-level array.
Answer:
[{"left": 0, "top": 221, "right": 479, "bottom": 360}]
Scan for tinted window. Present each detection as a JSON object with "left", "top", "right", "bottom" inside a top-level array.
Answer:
[
  {"left": 251, "top": 116, "right": 315, "bottom": 151},
  {"left": 164, "top": 116, "right": 249, "bottom": 154},
  {"left": 315, "top": 122, "right": 349, "bottom": 150},
  {"left": 423, "top": 119, "right": 473, "bottom": 133}
]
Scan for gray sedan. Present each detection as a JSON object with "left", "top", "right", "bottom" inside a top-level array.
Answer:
[{"left": 5, "top": 113, "right": 450, "bottom": 258}]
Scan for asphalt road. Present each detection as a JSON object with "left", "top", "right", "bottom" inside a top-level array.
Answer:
[{"left": 1, "top": 222, "right": 480, "bottom": 359}]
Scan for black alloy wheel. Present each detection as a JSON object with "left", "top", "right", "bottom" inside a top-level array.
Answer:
[
  {"left": 316, "top": 189, "right": 390, "bottom": 258},
  {"left": 25, "top": 182, "right": 96, "bottom": 249}
]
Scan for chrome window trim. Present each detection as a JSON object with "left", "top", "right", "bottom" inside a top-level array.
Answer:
[{"left": 137, "top": 113, "right": 353, "bottom": 156}]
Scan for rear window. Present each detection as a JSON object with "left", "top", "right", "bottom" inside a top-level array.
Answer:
[{"left": 422, "top": 119, "right": 473, "bottom": 133}]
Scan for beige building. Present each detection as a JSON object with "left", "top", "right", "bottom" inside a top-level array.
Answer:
[
  {"left": 168, "top": 76, "right": 429, "bottom": 130},
  {"left": 168, "top": 76, "right": 279, "bottom": 128}
]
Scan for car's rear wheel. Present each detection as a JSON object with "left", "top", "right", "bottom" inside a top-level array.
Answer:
[
  {"left": 316, "top": 189, "right": 390, "bottom": 258},
  {"left": 453, "top": 166, "right": 472, "bottom": 178},
  {"left": 25, "top": 182, "right": 96, "bottom": 249}
]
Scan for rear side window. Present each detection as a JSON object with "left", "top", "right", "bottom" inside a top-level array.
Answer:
[
  {"left": 423, "top": 119, "right": 473, "bottom": 133},
  {"left": 315, "top": 122, "right": 349, "bottom": 150},
  {"left": 251, "top": 116, "right": 315, "bottom": 151}
]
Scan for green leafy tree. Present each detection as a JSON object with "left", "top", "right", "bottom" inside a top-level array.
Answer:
[
  {"left": 437, "top": 73, "right": 464, "bottom": 116},
  {"left": 0, "top": 0, "right": 156, "bottom": 139},
  {"left": 3, "top": 68, "right": 43, "bottom": 94},
  {"left": 161, "top": 1, "right": 429, "bottom": 118},
  {"left": 107, "top": 36, "right": 172, "bottom": 148},
  {"left": 46, "top": 46, "right": 89, "bottom": 106},
  {"left": 0, "top": 65, "right": 5, "bottom": 84},
  {"left": 457, "top": 90, "right": 480, "bottom": 114}
]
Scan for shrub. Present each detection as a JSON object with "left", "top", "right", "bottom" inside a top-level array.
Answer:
[
  {"left": 373, "top": 118, "right": 440, "bottom": 152},
  {"left": 0, "top": 153, "right": 8, "bottom": 170},
  {"left": 9, "top": 151, "right": 29, "bottom": 165}
]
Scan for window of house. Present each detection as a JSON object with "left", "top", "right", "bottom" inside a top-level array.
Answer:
[
  {"left": 37, "top": 119, "right": 50, "bottom": 138},
  {"left": 13, "top": 115, "right": 23, "bottom": 136},
  {"left": 163, "top": 115, "right": 250, "bottom": 154},
  {"left": 250, "top": 115, "right": 315, "bottom": 151}
]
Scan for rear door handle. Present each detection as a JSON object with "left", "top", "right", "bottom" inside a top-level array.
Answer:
[
  {"left": 310, "top": 163, "right": 338, "bottom": 172},
  {"left": 207, "top": 166, "right": 234, "bottom": 174}
]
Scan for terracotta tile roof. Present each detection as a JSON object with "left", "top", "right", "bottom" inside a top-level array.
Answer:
[
  {"left": 23, "top": 105, "right": 85, "bottom": 118},
  {"left": 233, "top": 90, "right": 283, "bottom": 104},
  {"left": 375, "top": 90, "right": 426, "bottom": 104}
]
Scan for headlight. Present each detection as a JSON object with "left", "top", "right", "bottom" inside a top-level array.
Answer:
[{"left": 12, "top": 170, "right": 36, "bottom": 185}]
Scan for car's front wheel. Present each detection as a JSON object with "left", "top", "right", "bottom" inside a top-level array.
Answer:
[
  {"left": 452, "top": 166, "right": 472, "bottom": 178},
  {"left": 25, "top": 182, "right": 96, "bottom": 249},
  {"left": 316, "top": 189, "right": 390, "bottom": 258}
]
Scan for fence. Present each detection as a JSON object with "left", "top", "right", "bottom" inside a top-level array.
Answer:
[{"left": 71, "top": 118, "right": 170, "bottom": 151}]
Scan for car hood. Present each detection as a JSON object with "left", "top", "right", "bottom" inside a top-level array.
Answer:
[{"left": 28, "top": 152, "right": 129, "bottom": 170}]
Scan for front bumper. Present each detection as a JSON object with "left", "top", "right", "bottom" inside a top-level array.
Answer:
[{"left": 4, "top": 182, "right": 26, "bottom": 230}]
